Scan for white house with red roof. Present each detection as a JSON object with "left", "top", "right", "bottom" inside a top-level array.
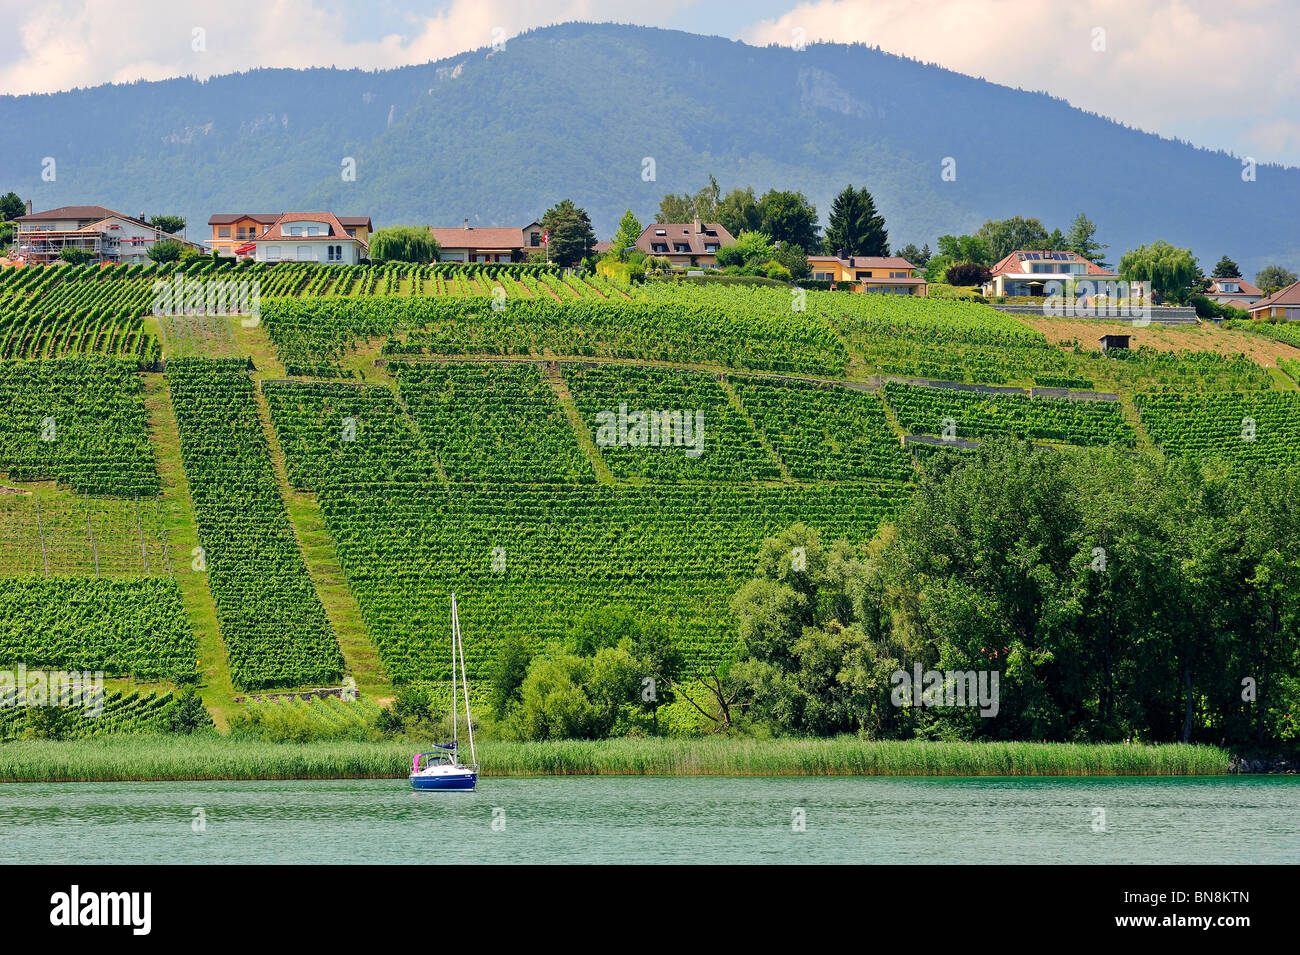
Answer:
[
  {"left": 983, "top": 250, "right": 1116, "bottom": 298},
  {"left": 1204, "top": 275, "right": 1262, "bottom": 307},
  {"left": 14, "top": 204, "right": 204, "bottom": 265},
  {"left": 252, "top": 213, "right": 368, "bottom": 264}
]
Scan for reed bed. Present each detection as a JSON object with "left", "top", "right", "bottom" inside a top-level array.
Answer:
[{"left": 0, "top": 736, "right": 1229, "bottom": 782}]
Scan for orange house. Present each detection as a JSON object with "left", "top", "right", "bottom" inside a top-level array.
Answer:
[{"left": 207, "top": 214, "right": 278, "bottom": 256}]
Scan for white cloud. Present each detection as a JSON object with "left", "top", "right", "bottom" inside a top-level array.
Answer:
[
  {"left": 739, "top": 0, "right": 1300, "bottom": 165},
  {"left": 0, "top": 0, "right": 693, "bottom": 95}
]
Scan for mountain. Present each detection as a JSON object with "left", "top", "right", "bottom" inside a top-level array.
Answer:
[{"left": 2, "top": 21, "right": 1295, "bottom": 276}]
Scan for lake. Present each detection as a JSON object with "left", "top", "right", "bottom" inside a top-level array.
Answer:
[{"left": 1, "top": 776, "right": 1297, "bottom": 864}]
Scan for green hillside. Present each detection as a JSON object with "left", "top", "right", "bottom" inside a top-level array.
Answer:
[{"left": 1, "top": 259, "right": 1299, "bottom": 739}]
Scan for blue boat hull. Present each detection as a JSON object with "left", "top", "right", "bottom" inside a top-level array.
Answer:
[{"left": 410, "top": 772, "right": 477, "bottom": 791}]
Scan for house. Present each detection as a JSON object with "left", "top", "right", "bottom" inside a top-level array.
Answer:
[
  {"left": 429, "top": 220, "right": 544, "bottom": 263},
  {"left": 1204, "top": 275, "right": 1262, "bottom": 307},
  {"left": 208, "top": 213, "right": 374, "bottom": 258},
  {"left": 983, "top": 250, "right": 1116, "bottom": 297},
  {"left": 250, "top": 212, "right": 368, "bottom": 264},
  {"left": 637, "top": 219, "right": 734, "bottom": 269},
  {"left": 1247, "top": 280, "right": 1300, "bottom": 321},
  {"left": 806, "top": 254, "right": 927, "bottom": 295},
  {"left": 14, "top": 204, "right": 205, "bottom": 265}
]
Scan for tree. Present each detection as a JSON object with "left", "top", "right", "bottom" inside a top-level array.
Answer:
[
  {"left": 772, "top": 243, "right": 810, "bottom": 280},
  {"left": 1211, "top": 255, "right": 1241, "bottom": 278},
  {"left": 0, "top": 192, "right": 25, "bottom": 222},
  {"left": 757, "top": 189, "right": 819, "bottom": 252},
  {"left": 1118, "top": 240, "right": 1200, "bottom": 304},
  {"left": 1064, "top": 213, "right": 1107, "bottom": 266},
  {"left": 895, "top": 243, "right": 930, "bottom": 266},
  {"left": 975, "top": 216, "right": 1050, "bottom": 262},
  {"left": 369, "top": 226, "right": 440, "bottom": 263},
  {"left": 146, "top": 240, "right": 182, "bottom": 264},
  {"left": 822, "top": 184, "right": 888, "bottom": 257},
  {"left": 944, "top": 262, "right": 991, "bottom": 287},
  {"left": 1255, "top": 265, "right": 1297, "bottom": 295},
  {"left": 717, "top": 186, "right": 761, "bottom": 238},
  {"left": 58, "top": 247, "right": 95, "bottom": 265},
  {"left": 715, "top": 230, "right": 776, "bottom": 271},
  {"left": 148, "top": 215, "right": 186, "bottom": 236},
  {"left": 609, "top": 209, "right": 643, "bottom": 261},
  {"left": 655, "top": 174, "right": 721, "bottom": 224},
  {"left": 539, "top": 199, "right": 596, "bottom": 267},
  {"left": 488, "top": 635, "right": 534, "bottom": 719},
  {"left": 165, "top": 688, "right": 211, "bottom": 734}
]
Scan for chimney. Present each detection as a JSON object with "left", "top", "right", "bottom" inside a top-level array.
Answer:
[
  {"left": 25, "top": 199, "right": 32, "bottom": 215},
  {"left": 464, "top": 218, "right": 470, "bottom": 230},
  {"left": 693, "top": 216, "right": 703, "bottom": 234}
]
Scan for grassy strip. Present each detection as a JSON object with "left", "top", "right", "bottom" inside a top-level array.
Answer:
[{"left": 0, "top": 736, "right": 1228, "bottom": 782}]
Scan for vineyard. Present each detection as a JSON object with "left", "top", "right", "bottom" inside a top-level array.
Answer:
[
  {"left": 564, "top": 363, "right": 780, "bottom": 482},
  {"left": 392, "top": 361, "right": 595, "bottom": 483},
  {"left": 1137, "top": 391, "right": 1300, "bottom": 470},
  {"left": 316, "top": 482, "right": 908, "bottom": 681},
  {"left": 731, "top": 375, "right": 913, "bottom": 482},
  {"left": 0, "top": 690, "right": 211, "bottom": 740},
  {"left": 884, "top": 382, "right": 1138, "bottom": 448},
  {"left": 1, "top": 263, "right": 1299, "bottom": 708},
  {"left": 0, "top": 357, "right": 159, "bottom": 496},
  {"left": 0, "top": 576, "right": 195, "bottom": 680},
  {"left": 166, "top": 358, "right": 343, "bottom": 689}
]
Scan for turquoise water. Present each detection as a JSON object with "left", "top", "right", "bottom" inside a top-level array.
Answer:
[{"left": 1, "top": 776, "right": 1297, "bottom": 864}]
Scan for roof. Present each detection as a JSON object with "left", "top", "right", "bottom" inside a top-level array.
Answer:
[
  {"left": 337, "top": 216, "right": 373, "bottom": 230},
  {"left": 429, "top": 225, "right": 535, "bottom": 250},
  {"left": 1249, "top": 280, "right": 1300, "bottom": 311},
  {"left": 257, "top": 212, "right": 367, "bottom": 247},
  {"left": 1207, "top": 276, "right": 1261, "bottom": 296},
  {"left": 989, "top": 250, "right": 1115, "bottom": 277},
  {"left": 207, "top": 213, "right": 280, "bottom": 226},
  {"left": 16, "top": 205, "right": 158, "bottom": 232},
  {"left": 638, "top": 222, "right": 735, "bottom": 255},
  {"left": 808, "top": 254, "right": 918, "bottom": 270}
]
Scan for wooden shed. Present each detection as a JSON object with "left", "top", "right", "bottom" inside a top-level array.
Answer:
[{"left": 1099, "top": 334, "right": 1131, "bottom": 352}]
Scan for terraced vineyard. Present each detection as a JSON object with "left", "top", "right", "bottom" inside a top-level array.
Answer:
[
  {"left": 0, "top": 491, "right": 172, "bottom": 577},
  {"left": 392, "top": 361, "right": 594, "bottom": 483},
  {"left": 0, "top": 690, "right": 211, "bottom": 740},
  {"left": 317, "top": 482, "right": 907, "bottom": 681},
  {"left": 1137, "top": 391, "right": 1300, "bottom": 469},
  {"left": 263, "top": 379, "right": 438, "bottom": 489},
  {"left": 884, "top": 382, "right": 1138, "bottom": 448},
  {"left": 264, "top": 294, "right": 847, "bottom": 378},
  {"left": 565, "top": 364, "right": 780, "bottom": 482},
  {"left": 0, "top": 577, "right": 195, "bottom": 680},
  {"left": 731, "top": 375, "right": 913, "bottom": 482},
  {"left": 0, "top": 357, "right": 159, "bottom": 496},
  {"left": 167, "top": 358, "right": 343, "bottom": 689}
]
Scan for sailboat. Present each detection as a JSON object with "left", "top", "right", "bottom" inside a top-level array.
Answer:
[{"left": 410, "top": 593, "right": 479, "bottom": 791}]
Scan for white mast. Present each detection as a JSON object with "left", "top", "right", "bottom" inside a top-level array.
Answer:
[
  {"left": 450, "top": 592, "right": 458, "bottom": 751},
  {"left": 455, "top": 598, "right": 477, "bottom": 766}
]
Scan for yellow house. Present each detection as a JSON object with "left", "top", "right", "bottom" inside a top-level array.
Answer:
[
  {"left": 1248, "top": 281, "right": 1300, "bottom": 320},
  {"left": 208, "top": 213, "right": 373, "bottom": 257},
  {"left": 806, "top": 255, "right": 927, "bottom": 295}
]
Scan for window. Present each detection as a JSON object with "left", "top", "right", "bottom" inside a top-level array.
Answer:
[
  {"left": 328, "top": 245, "right": 343, "bottom": 262},
  {"left": 218, "top": 227, "right": 231, "bottom": 238},
  {"left": 289, "top": 227, "right": 302, "bottom": 236},
  {"left": 267, "top": 247, "right": 281, "bottom": 261},
  {"left": 704, "top": 244, "right": 718, "bottom": 252},
  {"left": 529, "top": 232, "right": 540, "bottom": 247},
  {"left": 674, "top": 243, "right": 689, "bottom": 253},
  {"left": 652, "top": 243, "right": 668, "bottom": 253},
  {"left": 297, "top": 245, "right": 311, "bottom": 261},
  {"left": 346, "top": 229, "right": 356, "bottom": 237}
]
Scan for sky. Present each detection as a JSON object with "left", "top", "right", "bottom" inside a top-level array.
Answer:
[{"left": 0, "top": 0, "right": 1296, "bottom": 166}]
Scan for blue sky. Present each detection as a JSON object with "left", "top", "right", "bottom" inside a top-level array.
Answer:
[{"left": 2, "top": 0, "right": 1297, "bottom": 166}]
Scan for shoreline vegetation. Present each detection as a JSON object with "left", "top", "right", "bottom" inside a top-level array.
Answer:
[{"left": 0, "top": 736, "right": 1231, "bottom": 782}]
